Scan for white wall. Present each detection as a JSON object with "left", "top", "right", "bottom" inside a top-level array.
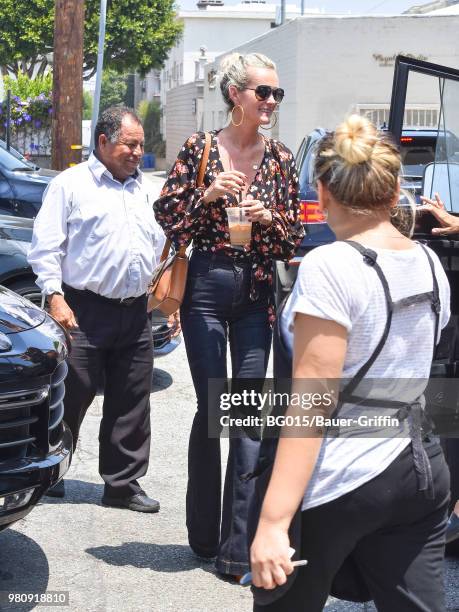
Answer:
[
  {"left": 165, "top": 81, "right": 203, "bottom": 168},
  {"left": 203, "top": 15, "right": 459, "bottom": 154}
]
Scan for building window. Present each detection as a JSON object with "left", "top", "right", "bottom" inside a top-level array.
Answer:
[{"left": 356, "top": 104, "right": 439, "bottom": 129}]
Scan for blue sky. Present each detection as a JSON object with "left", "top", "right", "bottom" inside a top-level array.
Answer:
[{"left": 178, "top": 0, "right": 424, "bottom": 13}]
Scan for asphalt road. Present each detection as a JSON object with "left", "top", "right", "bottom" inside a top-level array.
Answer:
[
  {"left": 0, "top": 173, "right": 457, "bottom": 612},
  {"left": 1, "top": 339, "right": 458, "bottom": 612}
]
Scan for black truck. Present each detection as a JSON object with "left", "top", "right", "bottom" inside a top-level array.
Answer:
[{"left": 275, "top": 56, "right": 459, "bottom": 551}]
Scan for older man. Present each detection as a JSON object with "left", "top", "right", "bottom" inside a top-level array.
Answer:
[{"left": 28, "top": 106, "right": 164, "bottom": 512}]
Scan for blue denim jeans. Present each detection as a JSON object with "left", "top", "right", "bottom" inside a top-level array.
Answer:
[{"left": 181, "top": 249, "right": 272, "bottom": 575}]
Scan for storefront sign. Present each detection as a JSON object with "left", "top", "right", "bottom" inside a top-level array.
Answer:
[{"left": 373, "top": 53, "right": 428, "bottom": 67}]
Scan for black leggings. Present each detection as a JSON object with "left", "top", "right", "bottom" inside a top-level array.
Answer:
[{"left": 254, "top": 440, "right": 450, "bottom": 612}]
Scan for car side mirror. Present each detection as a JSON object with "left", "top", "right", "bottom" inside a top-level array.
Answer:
[{"left": 422, "top": 161, "right": 459, "bottom": 212}]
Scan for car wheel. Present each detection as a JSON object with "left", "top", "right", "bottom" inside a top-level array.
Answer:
[{"left": 5, "top": 278, "right": 42, "bottom": 307}]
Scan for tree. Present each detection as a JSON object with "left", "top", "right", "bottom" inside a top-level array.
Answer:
[
  {"left": 138, "top": 99, "right": 165, "bottom": 156},
  {"left": 0, "top": 0, "right": 55, "bottom": 78},
  {"left": 99, "top": 69, "right": 128, "bottom": 113},
  {"left": 83, "top": 90, "right": 93, "bottom": 120},
  {"left": 0, "top": 0, "right": 183, "bottom": 79}
]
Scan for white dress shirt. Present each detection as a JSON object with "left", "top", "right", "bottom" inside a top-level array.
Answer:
[{"left": 28, "top": 153, "right": 165, "bottom": 299}]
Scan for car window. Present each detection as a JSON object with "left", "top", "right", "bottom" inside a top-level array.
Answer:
[
  {"left": 400, "top": 136, "right": 437, "bottom": 178},
  {"left": 389, "top": 56, "right": 459, "bottom": 212},
  {"left": 0, "top": 141, "right": 35, "bottom": 171}
]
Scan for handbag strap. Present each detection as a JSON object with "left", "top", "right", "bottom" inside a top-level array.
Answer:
[
  {"left": 159, "top": 132, "right": 211, "bottom": 263},
  {"left": 197, "top": 131, "right": 211, "bottom": 188}
]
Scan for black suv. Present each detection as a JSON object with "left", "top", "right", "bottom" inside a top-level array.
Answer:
[
  {"left": 275, "top": 56, "right": 459, "bottom": 550},
  {"left": 0, "top": 287, "right": 72, "bottom": 530},
  {"left": 275, "top": 127, "right": 441, "bottom": 304}
]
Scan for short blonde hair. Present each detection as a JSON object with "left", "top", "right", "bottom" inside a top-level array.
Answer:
[
  {"left": 219, "top": 52, "right": 276, "bottom": 110},
  {"left": 314, "top": 115, "right": 401, "bottom": 214}
]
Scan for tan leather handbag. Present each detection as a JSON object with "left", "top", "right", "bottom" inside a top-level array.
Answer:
[{"left": 147, "top": 132, "right": 211, "bottom": 315}]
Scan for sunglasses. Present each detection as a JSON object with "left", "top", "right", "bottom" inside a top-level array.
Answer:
[{"left": 245, "top": 85, "right": 285, "bottom": 103}]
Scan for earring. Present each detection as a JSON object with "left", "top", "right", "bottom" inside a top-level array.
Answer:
[
  {"left": 230, "top": 105, "right": 244, "bottom": 127},
  {"left": 260, "top": 112, "right": 278, "bottom": 130}
]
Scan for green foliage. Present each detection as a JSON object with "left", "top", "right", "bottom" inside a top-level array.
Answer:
[
  {"left": 3, "top": 73, "right": 52, "bottom": 98},
  {"left": 0, "top": 0, "right": 183, "bottom": 80},
  {"left": 83, "top": 90, "right": 93, "bottom": 120},
  {"left": 100, "top": 69, "right": 128, "bottom": 112},
  {"left": 0, "top": 0, "right": 54, "bottom": 77},
  {"left": 138, "top": 99, "right": 165, "bottom": 156}
]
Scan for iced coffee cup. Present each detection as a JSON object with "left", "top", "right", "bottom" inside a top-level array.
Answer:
[{"left": 226, "top": 207, "right": 252, "bottom": 246}]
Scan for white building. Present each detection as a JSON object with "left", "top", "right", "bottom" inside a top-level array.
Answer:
[
  {"left": 160, "top": 0, "right": 310, "bottom": 105},
  {"left": 426, "top": 1, "right": 459, "bottom": 12},
  {"left": 160, "top": 0, "right": 319, "bottom": 155},
  {"left": 404, "top": 0, "right": 459, "bottom": 13},
  {"left": 174, "top": 13, "right": 457, "bottom": 166}
]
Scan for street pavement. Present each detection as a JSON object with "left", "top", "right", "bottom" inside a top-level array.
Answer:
[
  {"left": 0, "top": 173, "right": 457, "bottom": 612},
  {"left": 2, "top": 339, "right": 458, "bottom": 612}
]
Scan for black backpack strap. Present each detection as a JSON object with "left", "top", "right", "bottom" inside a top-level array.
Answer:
[
  {"left": 341, "top": 240, "right": 394, "bottom": 396},
  {"left": 418, "top": 242, "right": 441, "bottom": 362}
]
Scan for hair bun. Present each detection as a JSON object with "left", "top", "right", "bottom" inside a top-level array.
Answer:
[{"left": 334, "top": 115, "right": 377, "bottom": 165}]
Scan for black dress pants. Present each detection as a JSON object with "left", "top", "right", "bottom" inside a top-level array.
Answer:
[{"left": 63, "top": 287, "right": 153, "bottom": 497}]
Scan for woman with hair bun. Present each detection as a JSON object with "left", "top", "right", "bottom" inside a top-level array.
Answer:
[
  {"left": 154, "top": 52, "right": 303, "bottom": 577},
  {"left": 249, "top": 115, "right": 451, "bottom": 611}
]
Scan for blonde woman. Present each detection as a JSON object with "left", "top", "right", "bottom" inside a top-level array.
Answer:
[
  {"left": 250, "top": 116, "right": 451, "bottom": 611},
  {"left": 154, "top": 53, "right": 303, "bottom": 577}
]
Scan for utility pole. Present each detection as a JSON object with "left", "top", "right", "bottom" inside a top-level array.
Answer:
[{"left": 52, "top": 0, "right": 85, "bottom": 170}]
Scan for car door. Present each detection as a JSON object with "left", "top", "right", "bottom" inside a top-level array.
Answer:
[
  {"left": 0, "top": 171, "right": 17, "bottom": 216},
  {"left": 389, "top": 55, "right": 459, "bottom": 214},
  {"left": 389, "top": 55, "right": 459, "bottom": 538}
]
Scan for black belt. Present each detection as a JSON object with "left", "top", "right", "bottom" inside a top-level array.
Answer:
[
  {"left": 62, "top": 283, "right": 144, "bottom": 306},
  {"left": 192, "top": 248, "right": 252, "bottom": 267}
]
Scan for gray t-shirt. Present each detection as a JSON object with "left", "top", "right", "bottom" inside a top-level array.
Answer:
[{"left": 280, "top": 241, "right": 451, "bottom": 510}]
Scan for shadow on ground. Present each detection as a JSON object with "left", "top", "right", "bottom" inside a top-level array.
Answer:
[
  {"left": 85, "top": 542, "right": 217, "bottom": 578},
  {"left": 38, "top": 479, "right": 104, "bottom": 506},
  {"left": 94, "top": 367, "right": 173, "bottom": 397},
  {"left": 152, "top": 368, "right": 173, "bottom": 392},
  {"left": 0, "top": 530, "right": 49, "bottom": 612}
]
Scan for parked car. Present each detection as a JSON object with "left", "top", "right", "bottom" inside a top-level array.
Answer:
[
  {"left": 275, "top": 56, "right": 459, "bottom": 552},
  {"left": 0, "top": 139, "right": 57, "bottom": 219},
  {"left": 0, "top": 215, "right": 181, "bottom": 357},
  {"left": 0, "top": 286, "right": 72, "bottom": 530},
  {"left": 275, "top": 127, "right": 443, "bottom": 305}
]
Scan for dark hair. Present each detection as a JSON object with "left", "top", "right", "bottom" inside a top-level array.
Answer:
[{"left": 94, "top": 106, "right": 142, "bottom": 148}]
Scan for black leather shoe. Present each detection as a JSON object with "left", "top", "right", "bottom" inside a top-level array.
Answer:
[
  {"left": 45, "top": 479, "right": 65, "bottom": 498},
  {"left": 101, "top": 491, "right": 160, "bottom": 513},
  {"left": 446, "top": 512, "right": 459, "bottom": 544}
]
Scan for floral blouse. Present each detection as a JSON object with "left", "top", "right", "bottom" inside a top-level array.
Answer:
[{"left": 153, "top": 130, "right": 304, "bottom": 324}]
